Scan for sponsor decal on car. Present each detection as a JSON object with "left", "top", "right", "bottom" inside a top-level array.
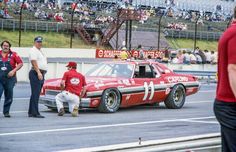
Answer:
[{"left": 166, "top": 76, "right": 188, "bottom": 83}]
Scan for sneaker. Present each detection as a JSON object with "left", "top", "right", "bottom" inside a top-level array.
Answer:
[
  {"left": 71, "top": 106, "right": 78, "bottom": 117},
  {"left": 58, "top": 108, "right": 65, "bottom": 116}
]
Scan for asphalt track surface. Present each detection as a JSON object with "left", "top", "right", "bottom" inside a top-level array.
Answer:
[{"left": 0, "top": 83, "right": 219, "bottom": 152}]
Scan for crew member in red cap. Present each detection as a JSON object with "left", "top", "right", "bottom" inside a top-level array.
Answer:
[{"left": 55, "top": 62, "right": 86, "bottom": 117}]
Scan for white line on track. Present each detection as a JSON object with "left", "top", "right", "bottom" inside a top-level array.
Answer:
[
  {"left": 0, "top": 100, "right": 212, "bottom": 113},
  {"left": 9, "top": 111, "right": 28, "bottom": 114},
  {"left": 187, "top": 100, "right": 212, "bottom": 104},
  {"left": 0, "top": 116, "right": 216, "bottom": 137},
  {"left": 1, "top": 97, "right": 30, "bottom": 101},
  {"left": 198, "top": 90, "right": 215, "bottom": 93},
  {"left": 182, "top": 120, "right": 218, "bottom": 124}
]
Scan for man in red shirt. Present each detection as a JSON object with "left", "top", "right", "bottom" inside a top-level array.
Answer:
[
  {"left": 55, "top": 62, "right": 86, "bottom": 117},
  {"left": 214, "top": 6, "right": 236, "bottom": 151},
  {"left": 0, "top": 40, "right": 23, "bottom": 117}
]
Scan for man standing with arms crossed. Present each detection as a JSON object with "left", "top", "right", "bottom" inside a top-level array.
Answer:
[
  {"left": 55, "top": 62, "right": 86, "bottom": 117},
  {"left": 28, "top": 36, "right": 47, "bottom": 118},
  {"left": 214, "top": 6, "right": 236, "bottom": 151},
  {"left": 0, "top": 40, "right": 23, "bottom": 117}
]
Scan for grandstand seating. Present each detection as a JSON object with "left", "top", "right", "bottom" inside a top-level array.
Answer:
[{"left": 1, "top": 0, "right": 235, "bottom": 49}]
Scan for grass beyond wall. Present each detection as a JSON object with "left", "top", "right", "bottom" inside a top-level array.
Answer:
[
  {"left": 167, "top": 38, "right": 218, "bottom": 51},
  {"left": 0, "top": 30, "right": 218, "bottom": 51},
  {"left": 0, "top": 30, "right": 96, "bottom": 49}
]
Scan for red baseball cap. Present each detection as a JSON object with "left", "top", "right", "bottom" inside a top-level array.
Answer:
[{"left": 66, "top": 62, "right": 77, "bottom": 67}]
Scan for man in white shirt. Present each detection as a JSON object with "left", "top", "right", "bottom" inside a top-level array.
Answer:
[
  {"left": 28, "top": 36, "right": 48, "bottom": 118},
  {"left": 204, "top": 50, "right": 211, "bottom": 64},
  {"left": 189, "top": 53, "right": 197, "bottom": 64},
  {"left": 210, "top": 51, "right": 217, "bottom": 64},
  {"left": 183, "top": 51, "right": 190, "bottom": 64}
]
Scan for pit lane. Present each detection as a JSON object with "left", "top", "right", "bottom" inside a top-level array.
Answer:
[{"left": 0, "top": 83, "right": 219, "bottom": 152}]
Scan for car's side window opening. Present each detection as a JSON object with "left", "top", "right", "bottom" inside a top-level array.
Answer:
[{"left": 134, "top": 65, "right": 156, "bottom": 78}]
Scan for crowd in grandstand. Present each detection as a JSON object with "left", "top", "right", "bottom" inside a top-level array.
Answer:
[
  {"left": 0, "top": 0, "right": 231, "bottom": 61},
  {"left": 166, "top": 22, "right": 187, "bottom": 30},
  {"left": 0, "top": 0, "right": 233, "bottom": 25}
]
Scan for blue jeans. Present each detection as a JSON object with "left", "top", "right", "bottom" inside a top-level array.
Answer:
[{"left": 0, "top": 77, "right": 16, "bottom": 114}]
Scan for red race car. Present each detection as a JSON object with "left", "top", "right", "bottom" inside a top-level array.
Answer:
[{"left": 40, "top": 60, "right": 200, "bottom": 113}]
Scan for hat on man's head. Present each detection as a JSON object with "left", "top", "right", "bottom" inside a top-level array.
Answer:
[
  {"left": 66, "top": 62, "right": 77, "bottom": 67},
  {"left": 34, "top": 36, "right": 43, "bottom": 43}
]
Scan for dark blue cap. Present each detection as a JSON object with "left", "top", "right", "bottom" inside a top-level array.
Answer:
[{"left": 34, "top": 36, "right": 43, "bottom": 42}]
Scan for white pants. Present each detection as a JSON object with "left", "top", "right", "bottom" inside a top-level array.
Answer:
[{"left": 55, "top": 91, "right": 80, "bottom": 113}]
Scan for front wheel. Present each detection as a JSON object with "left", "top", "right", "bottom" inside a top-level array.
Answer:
[
  {"left": 98, "top": 88, "right": 121, "bottom": 113},
  {"left": 164, "top": 85, "right": 186, "bottom": 109}
]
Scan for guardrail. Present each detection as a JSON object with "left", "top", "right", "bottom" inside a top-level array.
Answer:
[
  {"left": 57, "top": 133, "right": 221, "bottom": 152},
  {"left": 174, "top": 70, "right": 217, "bottom": 83},
  {"left": 174, "top": 70, "right": 216, "bottom": 76}
]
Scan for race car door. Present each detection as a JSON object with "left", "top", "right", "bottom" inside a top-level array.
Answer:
[{"left": 129, "top": 64, "right": 164, "bottom": 105}]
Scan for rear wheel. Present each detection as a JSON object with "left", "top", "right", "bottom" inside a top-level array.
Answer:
[
  {"left": 98, "top": 88, "right": 121, "bottom": 113},
  {"left": 164, "top": 85, "right": 186, "bottom": 109}
]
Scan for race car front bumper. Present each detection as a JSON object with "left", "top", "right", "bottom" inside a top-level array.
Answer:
[{"left": 39, "top": 95, "right": 91, "bottom": 108}]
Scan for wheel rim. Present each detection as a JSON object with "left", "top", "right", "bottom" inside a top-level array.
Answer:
[
  {"left": 106, "top": 91, "right": 118, "bottom": 109},
  {"left": 173, "top": 88, "right": 184, "bottom": 106}
]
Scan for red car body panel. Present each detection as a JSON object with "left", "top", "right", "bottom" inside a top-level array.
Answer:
[{"left": 40, "top": 61, "right": 200, "bottom": 110}]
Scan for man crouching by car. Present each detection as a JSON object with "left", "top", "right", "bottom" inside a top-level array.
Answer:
[{"left": 55, "top": 61, "right": 86, "bottom": 117}]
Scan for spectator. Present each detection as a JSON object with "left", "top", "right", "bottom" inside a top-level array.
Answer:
[
  {"left": 162, "top": 47, "right": 169, "bottom": 63},
  {"left": 197, "top": 49, "right": 206, "bottom": 64},
  {"left": 204, "top": 49, "right": 211, "bottom": 64},
  {"left": 120, "top": 48, "right": 128, "bottom": 60},
  {"left": 183, "top": 51, "right": 190, "bottom": 64},
  {"left": 194, "top": 46, "right": 200, "bottom": 54},
  {"left": 210, "top": 51, "right": 217, "bottom": 64},
  {"left": 189, "top": 52, "right": 197, "bottom": 64},
  {"left": 177, "top": 50, "right": 184, "bottom": 64},
  {"left": 195, "top": 53, "right": 203, "bottom": 64},
  {"left": 137, "top": 44, "right": 144, "bottom": 60}
]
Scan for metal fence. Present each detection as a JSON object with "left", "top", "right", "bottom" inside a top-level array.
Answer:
[
  {"left": 165, "top": 29, "right": 222, "bottom": 40},
  {"left": 0, "top": 19, "right": 70, "bottom": 32},
  {"left": 0, "top": 18, "right": 223, "bottom": 41}
]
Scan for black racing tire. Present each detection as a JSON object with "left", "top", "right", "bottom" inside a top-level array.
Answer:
[
  {"left": 98, "top": 88, "right": 121, "bottom": 113},
  {"left": 164, "top": 85, "right": 186, "bottom": 109}
]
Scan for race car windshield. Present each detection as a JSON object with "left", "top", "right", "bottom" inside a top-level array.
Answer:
[{"left": 85, "top": 63, "right": 134, "bottom": 78}]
